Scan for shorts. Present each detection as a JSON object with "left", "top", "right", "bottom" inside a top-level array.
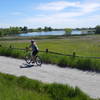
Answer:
[{"left": 32, "top": 50, "right": 38, "bottom": 56}]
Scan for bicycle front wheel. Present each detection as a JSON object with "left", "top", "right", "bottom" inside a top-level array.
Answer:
[
  {"left": 25, "top": 54, "right": 32, "bottom": 64},
  {"left": 35, "top": 56, "right": 42, "bottom": 66}
]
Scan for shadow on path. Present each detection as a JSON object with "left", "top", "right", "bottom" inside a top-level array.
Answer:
[{"left": 20, "top": 63, "right": 34, "bottom": 68}]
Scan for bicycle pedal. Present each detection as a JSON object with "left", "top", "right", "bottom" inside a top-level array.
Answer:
[{"left": 32, "top": 61, "right": 35, "bottom": 63}]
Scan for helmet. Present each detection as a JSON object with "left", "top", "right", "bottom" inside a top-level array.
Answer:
[{"left": 31, "top": 40, "right": 35, "bottom": 43}]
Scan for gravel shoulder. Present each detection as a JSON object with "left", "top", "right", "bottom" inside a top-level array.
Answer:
[{"left": 0, "top": 56, "right": 100, "bottom": 98}]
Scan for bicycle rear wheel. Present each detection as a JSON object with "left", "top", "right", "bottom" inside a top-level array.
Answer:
[{"left": 35, "top": 56, "right": 42, "bottom": 66}]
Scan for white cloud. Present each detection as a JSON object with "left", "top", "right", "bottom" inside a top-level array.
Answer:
[
  {"left": 23, "top": 4, "right": 99, "bottom": 25},
  {"left": 23, "top": 12, "right": 80, "bottom": 24},
  {"left": 5, "top": 1, "right": 100, "bottom": 28},
  {"left": 0, "top": 23, "right": 12, "bottom": 28},
  {"left": 80, "top": 3, "right": 100, "bottom": 13},
  {"left": 36, "top": 1, "right": 100, "bottom": 14},
  {"left": 36, "top": 1, "right": 80, "bottom": 11},
  {"left": 23, "top": 14, "right": 100, "bottom": 28}
]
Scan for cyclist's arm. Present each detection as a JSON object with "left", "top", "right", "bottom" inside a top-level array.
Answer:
[{"left": 25, "top": 45, "right": 31, "bottom": 52}]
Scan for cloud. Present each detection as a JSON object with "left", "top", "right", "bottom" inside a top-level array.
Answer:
[
  {"left": 23, "top": 2, "right": 100, "bottom": 25},
  {"left": 80, "top": 3, "right": 100, "bottom": 13},
  {"left": 0, "top": 23, "right": 13, "bottom": 28},
  {"left": 22, "top": 14, "right": 100, "bottom": 28},
  {"left": 36, "top": 1, "right": 100, "bottom": 14},
  {"left": 23, "top": 12, "right": 81, "bottom": 25},
  {"left": 36, "top": 1, "right": 80, "bottom": 11},
  {"left": 4, "top": 1, "right": 100, "bottom": 28}
]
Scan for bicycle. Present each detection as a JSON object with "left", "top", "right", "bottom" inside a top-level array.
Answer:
[{"left": 25, "top": 50, "right": 42, "bottom": 66}]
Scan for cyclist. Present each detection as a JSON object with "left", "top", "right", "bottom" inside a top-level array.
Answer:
[{"left": 28, "top": 40, "right": 39, "bottom": 62}]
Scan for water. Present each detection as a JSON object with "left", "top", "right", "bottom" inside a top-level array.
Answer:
[
  {"left": 71, "top": 30, "right": 81, "bottom": 35},
  {"left": 19, "top": 30, "right": 82, "bottom": 37}
]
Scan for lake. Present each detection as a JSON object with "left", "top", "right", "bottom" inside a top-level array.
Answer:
[{"left": 18, "top": 30, "right": 82, "bottom": 37}]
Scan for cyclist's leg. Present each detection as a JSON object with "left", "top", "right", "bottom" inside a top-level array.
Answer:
[
  {"left": 32, "top": 51, "right": 35, "bottom": 63},
  {"left": 35, "top": 50, "right": 39, "bottom": 56},
  {"left": 32, "top": 50, "right": 38, "bottom": 62}
]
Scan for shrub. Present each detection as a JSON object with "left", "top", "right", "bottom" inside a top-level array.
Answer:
[{"left": 57, "top": 56, "right": 68, "bottom": 67}]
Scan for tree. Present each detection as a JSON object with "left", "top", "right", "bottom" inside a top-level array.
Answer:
[
  {"left": 9, "top": 27, "right": 21, "bottom": 34},
  {"left": 44, "top": 26, "right": 48, "bottom": 31},
  {"left": 22, "top": 26, "right": 28, "bottom": 33},
  {"left": 48, "top": 27, "right": 52, "bottom": 31},
  {"left": 0, "top": 30, "right": 3, "bottom": 36},
  {"left": 64, "top": 28, "right": 72, "bottom": 36},
  {"left": 37, "top": 27, "right": 42, "bottom": 31},
  {"left": 95, "top": 25, "right": 100, "bottom": 34}
]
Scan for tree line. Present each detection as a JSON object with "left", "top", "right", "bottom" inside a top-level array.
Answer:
[
  {"left": 0, "top": 26, "right": 27, "bottom": 36},
  {"left": 0, "top": 25, "right": 100, "bottom": 37},
  {"left": 64, "top": 25, "right": 100, "bottom": 36},
  {"left": 0, "top": 26, "right": 60, "bottom": 36},
  {"left": 74, "top": 25, "right": 100, "bottom": 34}
]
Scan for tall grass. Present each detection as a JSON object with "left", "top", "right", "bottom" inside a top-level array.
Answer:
[
  {"left": 40, "top": 53, "right": 100, "bottom": 72},
  {"left": 0, "top": 72, "right": 95, "bottom": 100},
  {"left": 0, "top": 47, "right": 25, "bottom": 59},
  {"left": 0, "top": 73, "right": 53, "bottom": 100},
  {"left": 0, "top": 47, "right": 100, "bottom": 72}
]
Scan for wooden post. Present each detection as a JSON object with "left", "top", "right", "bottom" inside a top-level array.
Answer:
[
  {"left": 9, "top": 45, "right": 12, "bottom": 48},
  {"left": 45, "top": 48, "right": 48, "bottom": 53},
  {"left": 73, "top": 52, "right": 76, "bottom": 58}
]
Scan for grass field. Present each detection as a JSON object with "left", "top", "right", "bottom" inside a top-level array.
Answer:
[
  {"left": 0, "top": 35, "right": 100, "bottom": 57},
  {"left": 0, "top": 35, "right": 100, "bottom": 72},
  {"left": 0, "top": 72, "right": 95, "bottom": 100}
]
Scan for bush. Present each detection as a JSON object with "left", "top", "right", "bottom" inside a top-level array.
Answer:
[
  {"left": 57, "top": 56, "right": 68, "bottom": 67},
  {"left": 0, "top": 47, "right": 25, "bottom": 59},
  {"left": 95, "top": 25, "right": 100, "bottom": 34},
  {"left": 75, "top": 58, "right": 100, "bottom": 72},
  {"left": 64, "top": 28, "right": 72, "bottom": 36}
]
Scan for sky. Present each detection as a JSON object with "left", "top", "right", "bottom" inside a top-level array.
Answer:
[{"left": 0, "top": 0, "right": 100, "bottom": 28}]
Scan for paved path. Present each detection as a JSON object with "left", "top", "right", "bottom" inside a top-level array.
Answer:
[{"left": 0, "top": 56, "right": 100, "bottom": 98}]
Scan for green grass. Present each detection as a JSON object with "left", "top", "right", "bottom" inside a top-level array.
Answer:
[
  {"left": 0, "top": 72, "right": 95, "bottom": 100},
  {"left": 38, "top": 38, "right": 100, "bottom": 57},
  {"left": 0, "top": 35, "right": 100, "bottom": 72},
  {"left": 0, "top": 73, "right": 52, "bottom": 100},
  {"left": 0, "top": 35, "right": 100, "bottom": 57},
  {"left": 40, "top": 53, "right": 100, "bottom": 72}
]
